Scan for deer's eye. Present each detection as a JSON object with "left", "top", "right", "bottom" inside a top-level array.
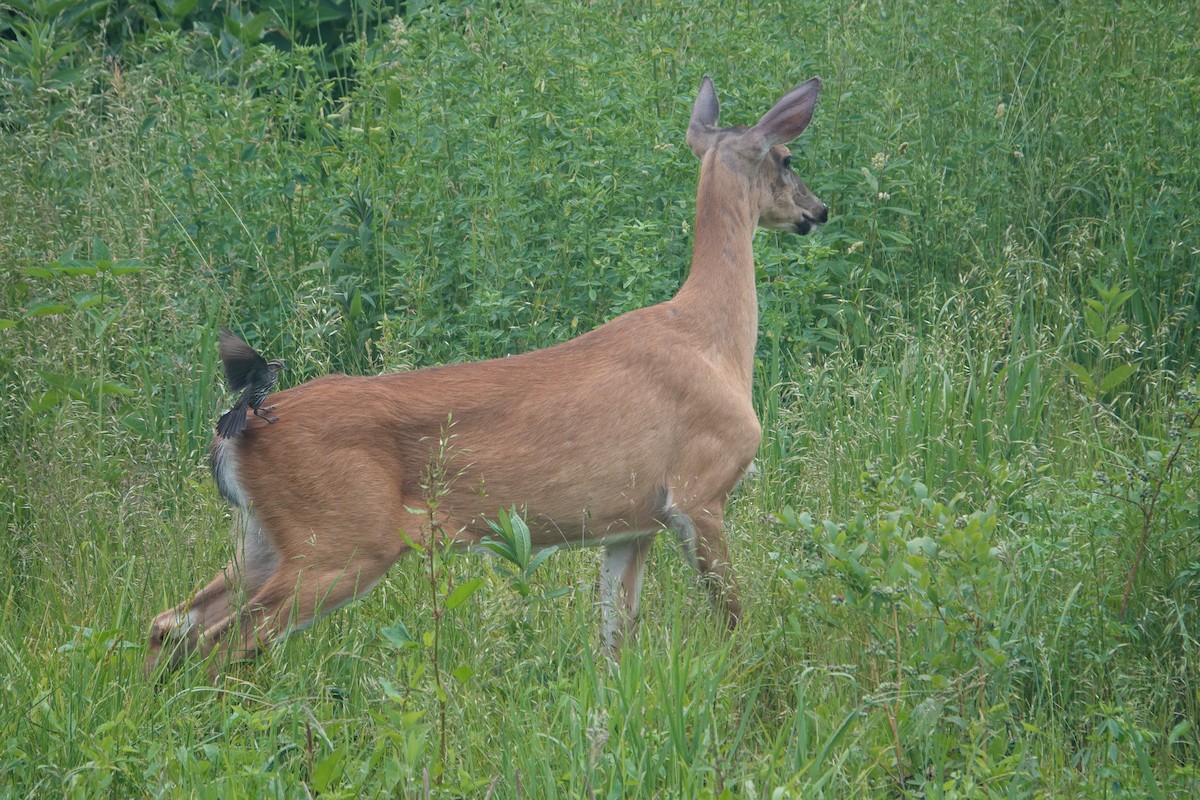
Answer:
[{"left": 781, "top": 156, "right": 793, "bottom": 170}]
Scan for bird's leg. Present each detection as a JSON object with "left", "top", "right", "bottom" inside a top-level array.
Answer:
[{"left": 254, "top": 406, "right": 278, "bottom": 423}]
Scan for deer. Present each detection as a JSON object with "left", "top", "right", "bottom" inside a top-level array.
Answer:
[{"left": 146, "top": 75, "right": 827, "bottom": 674}]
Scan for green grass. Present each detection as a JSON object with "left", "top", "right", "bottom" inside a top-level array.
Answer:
[{"left": 2, "top": 0, "right": 1199, "bottom": 796}]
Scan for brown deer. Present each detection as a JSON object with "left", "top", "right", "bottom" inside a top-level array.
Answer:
[{"left": 147, "top": 76, "right": 827, "bottom": 673}]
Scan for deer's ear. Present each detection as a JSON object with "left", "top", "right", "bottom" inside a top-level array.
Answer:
[
  {"left": 687, "top": 75, "right": 720, "bottom": 158},
  {"left": 751, "top": 77, "right": 821, "bottom": 149}
]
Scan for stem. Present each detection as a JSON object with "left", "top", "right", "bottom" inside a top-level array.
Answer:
[
  {"left": 1118, "top": 405, "right": 1198, "bottom": 620},
  {"left": 426, "top": 504, "right": 448, "bottom": 781},
  {"left": 890, "top": 604, "right": 907, "bottom": 788}
]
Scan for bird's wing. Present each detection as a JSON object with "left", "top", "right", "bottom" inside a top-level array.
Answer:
[{"left": 219, "top": 329, "right": 268, "bottom": 391}]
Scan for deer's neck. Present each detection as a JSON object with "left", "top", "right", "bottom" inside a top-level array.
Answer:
[{"left": 673, "top": 158, "right": 760, "bottom": 390}]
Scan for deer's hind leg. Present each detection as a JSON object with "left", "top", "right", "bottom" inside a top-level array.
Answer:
[
  {"left": 665, "top": 502, "right": 742, "bottom": 629},
  {"left": 146, "top": 511, "right": 277, "bottom": 675},
  {"left": 198, "top": 507, "right": 423, "bottom": 670}
]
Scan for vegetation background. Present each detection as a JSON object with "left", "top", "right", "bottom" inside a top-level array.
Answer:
[{"left": 1, "top": 0, "right": 1198, "bottom": 796}]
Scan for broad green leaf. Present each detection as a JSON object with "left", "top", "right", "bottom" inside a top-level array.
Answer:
[
  {"left": 861, "top": 168, "right": 878, "bottom": 193},
  {"left": 73, "top": 292, "right": 103, "bottom": 310},
  {"left": 1099, "top": 363, "right": 1137, "bottom": 394},
  {"left": 91, "top": 236, "right": 111, "bottom": 263},
  {"left": 906, "top": 536, "right": 938, "bottom": 558},
  {"left": 381, "top": 622, "right": 418, "bottom": 649},
  {"left": 25, "top": 301, "right": 69, "bottom": 317},
  {"left": 510, "top": 510, "right": 532, "bottom": 569},
  {"left": 445, "top": 577, "right": 483, "bottom": 610},
  {"left": 310, "top": 743, "right": 347, "bottom": 793},
  {"left": 527, "top": 546, "right": 558, "bottom": 574},
  {"left": 450, "top": 665, "right": 474, "bottom": 683},
  {"left": 98, "top": 381, "right": 136, "bottom": 397},
  {"left": 111, "top": 260, "right": 151, "bottom": 275},
  {"left": 27, "top": 389, "right": 64, "bottom": 414},
  {"left": 1064, "top": 361, "right": 1095, "bottom": 395},
  {"left": 478, "top": 538, "right": 516, "bottom": 561},
  {"left": 38, "top": 371, "right": 87, "bottom": 399}
]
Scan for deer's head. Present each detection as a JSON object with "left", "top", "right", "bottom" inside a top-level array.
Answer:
[{"left": 686, "top": 76, "right": 828, "bottom": 235}]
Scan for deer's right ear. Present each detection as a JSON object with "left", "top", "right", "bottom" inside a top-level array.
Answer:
[{"left": 687, "top": 75, "right": 720, "bottom": 158}]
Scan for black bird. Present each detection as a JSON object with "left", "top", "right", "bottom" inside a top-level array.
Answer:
[{"left": 215, "top": 329, "right": 285, "bottom": 439}]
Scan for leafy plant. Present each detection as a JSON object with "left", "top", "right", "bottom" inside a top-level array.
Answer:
[
  {"left": 1065, "top": 279, "right": 1140, "bottom": 403},
  {"left": 480, "top": 507, "right": 564, "bottom": 601}
]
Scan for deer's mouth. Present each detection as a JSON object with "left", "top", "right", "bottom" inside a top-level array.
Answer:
[{"left": 796, "top": 206, "right": 829, "bottom": 235}]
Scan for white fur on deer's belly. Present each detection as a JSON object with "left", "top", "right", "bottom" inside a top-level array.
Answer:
[
  {"left": 541, "top": 528, "right": 659, "bottom": 550},
  {"left": 240, "top": 513, "right": 278, "bottom": 586}
]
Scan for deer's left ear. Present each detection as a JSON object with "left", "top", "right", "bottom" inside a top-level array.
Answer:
[
  {"left": 748, "top": 77, "right": 821, "bottom": 155},
  {"left": 687, "top": 75, "right": 721, "bottom": 158}
]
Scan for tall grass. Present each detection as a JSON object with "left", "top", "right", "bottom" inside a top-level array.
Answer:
[{"left": 2, "top": 0, "right": 1198, "bottom": 796}]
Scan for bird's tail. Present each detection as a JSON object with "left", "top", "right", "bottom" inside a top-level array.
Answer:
[{"left": 216, "top": 406, "right": 248, "bottom": 439}]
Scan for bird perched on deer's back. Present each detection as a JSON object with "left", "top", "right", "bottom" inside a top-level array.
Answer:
[{"left": 215, "top": 329, "right": 285, "bottom": 439}]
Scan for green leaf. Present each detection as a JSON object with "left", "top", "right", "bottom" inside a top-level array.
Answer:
[
  {"left": 111, "top": 260, "right": 150, "bottom": 275},
  {"left": 27, "top": 389, "right": 64, "bottom": 414},
  {"left": 38, "top": 371, "right": 87, "bottom": 400},
  {"left": 385, "top": 84, "right": 404, "bottom": 109},
  {"left": 91, "top": 236, "right": 111, "bottom": 263},
  {"left": 1099, "top": 363, "right": 1137, "bottom": 394},
  {"left": 73, "top": 292, "right": 103, "bottom": 310},
  {"left": 509, "top": 509, "right": 532, "bottom": 569},
  {"left": 310, "top": 743, "right": 348, "bottom": 793},
  {"left": 58, "top": 264, "right": 99, "bottom": 276},
  {"left": 445, "top": 577, "right": 483, "bottom": 610},
  {"left": 527, "top": 546, "right": 558, "bottom": 575},
  {"left": 98, "top": 381, "right": 136, "bottom": 397},
  {"left": 906, "top": 536, "right": 938, "bottom": 558},
  {"left": 450, "top": 665, "right": 475, "bottom": 683},
  {"left": 381, "top": 622, "right": 418, "bottom": 649},
  {"left": 861, "top": 168, "right": 878, "bottom": 193},
  {"left": 1168, "top": 720, "right": 1192, "bottom": 745},
  {"left": 1064, "top": 361, "right": 1095, "bottom": 395},
  {"left": 25, "top": 301, "right": 70, "bottom": 317},
  {"left": 478, "top": 538, "right": 516, "bottom": 561},
  {"left": 0, "top": 318, "right": 17, "bottom": 330}
]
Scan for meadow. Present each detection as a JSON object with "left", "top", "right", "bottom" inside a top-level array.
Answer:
[{"left": 1, "top": 0, "right": 1198, "bottom": 796}]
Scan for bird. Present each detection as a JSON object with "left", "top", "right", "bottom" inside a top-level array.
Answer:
[{"left": 215, "top": 329, "right": 285, "bottom": 439}]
